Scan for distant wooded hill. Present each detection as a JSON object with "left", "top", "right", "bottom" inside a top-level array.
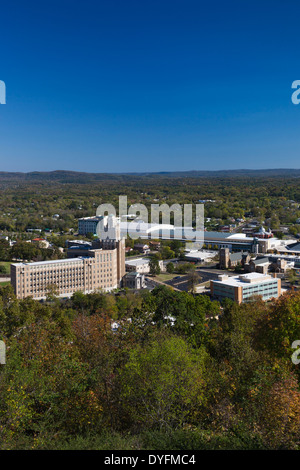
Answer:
[{"left": 0, "top": 168, "right": 299, "bottom": 183}]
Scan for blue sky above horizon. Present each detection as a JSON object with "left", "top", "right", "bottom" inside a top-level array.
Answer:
[{"left": 1, "top": 0, "right": 300, "bottom": 173}]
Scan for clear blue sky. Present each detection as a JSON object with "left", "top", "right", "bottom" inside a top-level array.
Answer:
[{"left": 1, "top": 0, "right": 300, "bottom": 173}]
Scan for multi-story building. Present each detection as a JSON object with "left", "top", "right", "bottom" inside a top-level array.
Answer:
[
  {"left": 125, "top": 257, "right": 164, "bottom": 273},
  {"left": 210, "top": 272, "right": 281, "bottom": 304},
  {"left": 78, "top": 216, "right": 103, "bottom": 235},
  {"left": 11, "top": 215, "right": 125, "bottom": 300}
]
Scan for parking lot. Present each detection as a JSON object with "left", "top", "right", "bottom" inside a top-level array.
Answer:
[{"left": 163, "top": 268, "right": 236, "bottom": 292}]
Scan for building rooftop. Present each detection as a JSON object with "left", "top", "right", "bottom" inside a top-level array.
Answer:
[
  {"left": 120, "top": 222, "right": 256, "bottom": 242},
  {"left": 78, "top": 216, "right": 103, "bottom": 221},
  {"left": 251, "top": 257, "right": 270, "bottom": 265},
  {"left": 11, "top": 257, "right": 90, "bottom": 267},
  {"left": 125, "top": 257, "right": 150, "bottom": 266},
  {"left": 229, "top": 251, "right": 249, "bottom": 262},
  {"left": 213, "top": 272, "right": 275, "bottom": 288},
  {"left": 287, "top": 242, "right": 300, "bottom": 252},
  {"left": 185, "top": 250, "right": 215, "bottom": 260},
  {"left": 67, "top": 239, "right": 92, "bottom": 245},
  {"left": 124, "top": 271, "right": 143, "bottom": 277}
]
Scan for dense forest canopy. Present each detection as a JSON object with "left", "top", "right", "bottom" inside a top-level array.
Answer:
[
  {"left": 0, "top": 171, "right": 299, "bottom": 234},
  {"left": 0, "top": 284, "right": 300, "bottom": 450}
]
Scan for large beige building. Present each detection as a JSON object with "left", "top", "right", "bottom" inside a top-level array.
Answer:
[{"left": 11, "top": 215, "right": 125, "bottom": 300}]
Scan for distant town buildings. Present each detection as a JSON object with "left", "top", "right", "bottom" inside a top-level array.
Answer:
[
  {"left": 76, "top": 214, "right": 300, "bottom": 264},
  {"left": 11, "top": 214, "right": 296, "bottom": 302},
  {"left": 133, "top": 243, "right": 150, "bottom": 254},
  {"left": 253, "top": 226, "right": 273, "bottom": 239},
  {"left": 32, "top": 238, "right": 50, "bottom": 248},
  {"left": 77, "top": 217, "right": 287, "bottom": 254},
  {"left": 218, "top": 247, "right": 300, "bottom": 276}
]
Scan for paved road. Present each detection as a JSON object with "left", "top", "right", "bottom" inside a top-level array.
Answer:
[{"left": 145, "top": 277, "right": 182, "bottom": 291}]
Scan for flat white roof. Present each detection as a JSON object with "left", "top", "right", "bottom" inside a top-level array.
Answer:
[
  {"left": 270, "top": 253, "right": 300, "bottom": 260},
  {"left": 11, "top": 257, "right": 88, "bottom": 267},
  {"left": 78, "top": 216, "right": 103, "bottom": 221},
  {"left": 120, "top": 222, "right": 256, "bottom": 241},
  {"left": 213, "top": 272, "right": 276, "bottom": 288},
  {"left": 68, "top": 239, "right": 92, "bottom": 245},
  {"left": 185, "top": 250, "right": 214, "bottom": 259},
  {"left": 125, "top": 257, "right": 150, "bottom": 266},
  {"left": 226, "top": 233, "right": 253, "bottom": 241},
  {"left": 121, "top": 221, "right": 174, "bottom": 235}
]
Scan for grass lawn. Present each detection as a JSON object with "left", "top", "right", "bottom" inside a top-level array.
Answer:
[
  {"left": 0, "top": 281, "right": 11, "bottom": 287},
  {"left": 154, "top": 273, "right": 183, "bottom": 282},
  {"left": 0, "top": 261, "right": 12, "bottom": 275},
  {"left": 198, "top": 280, "right": 211, "bottom": 287}
]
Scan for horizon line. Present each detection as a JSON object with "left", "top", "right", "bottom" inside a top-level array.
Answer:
[{"left": 1, "top": 168, "right": 300, "bottom": 175}]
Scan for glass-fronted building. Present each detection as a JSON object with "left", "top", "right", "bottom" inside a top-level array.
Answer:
[{"left": 211, "top": 272, "right": 281, "bottom": 304}]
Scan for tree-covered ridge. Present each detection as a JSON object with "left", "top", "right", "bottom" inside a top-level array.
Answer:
[
  {"left": 0, "top": 173, "right": 299, "bottom": 233},
  {"left": 0, "top": 169, "right": 300, "bottom": 182},
  {"left": 0, "top": 284, "right": 300, "bottom": 450}
]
